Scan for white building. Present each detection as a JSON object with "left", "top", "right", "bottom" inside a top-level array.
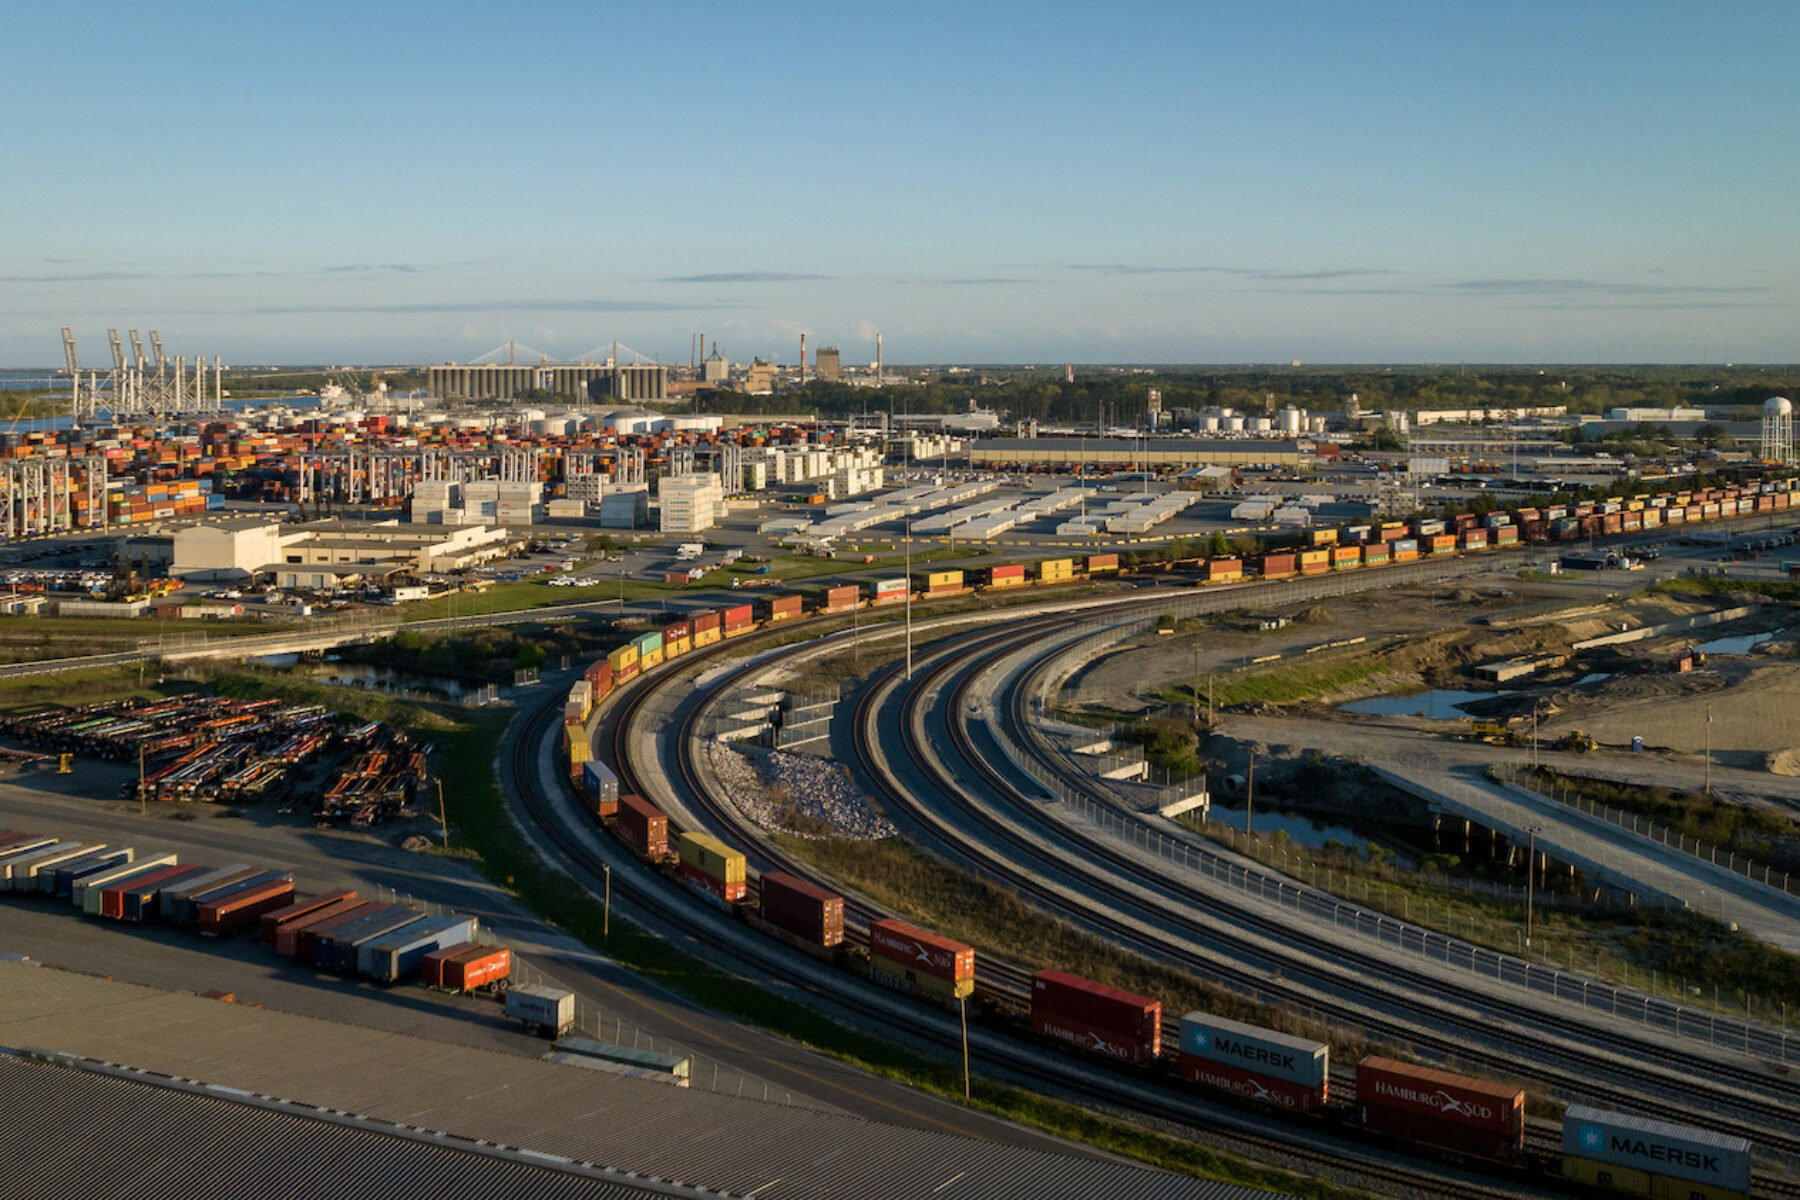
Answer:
[
  {"left": 659, "top": 474, "right": 726, "bottom": 535},
  {"left": 170, "top": 520, "right": 295, "bottom": 581}
]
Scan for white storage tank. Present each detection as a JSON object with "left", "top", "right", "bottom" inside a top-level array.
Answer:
[{"left": 1225, "top": 416, "right": 1245, "bottom": 432}]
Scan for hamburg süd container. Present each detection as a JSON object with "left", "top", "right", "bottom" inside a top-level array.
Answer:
[
  {"left": 421, "top": 943, "right": 511, "bottom": 992},
  {"left": 868, "top": 918, "right": 974, "bottom": 1001},
  {"left": 1357, "top": 1056, "right": 1523, "bottom": 1159},
  {"left": 1029, "top": 969, "right": 1161, "bottom": 1064},
  {"left": 757, "top": 871, "right": 844, "bottom": 947},
  {"left": 506, "top": 984, "right": 575, "bottom": 1037}
]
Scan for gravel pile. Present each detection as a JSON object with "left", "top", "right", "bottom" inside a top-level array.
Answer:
[{"left": 708, "top": 743, "right": 896, "bottom": 840}]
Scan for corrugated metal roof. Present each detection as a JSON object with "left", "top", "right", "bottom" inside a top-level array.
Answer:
[
  {"left": 0, "top": 962, "right": 1276, "bottom": 1200},
  {"left": 0, "top": 1054, "right": 668, "bottom": 1200}
]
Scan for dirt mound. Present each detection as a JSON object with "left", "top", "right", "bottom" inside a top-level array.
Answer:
[
  {"left": 1767, "top": 748, "right": 1800, "bottom": 776},
  {"left": 400, "top": 835, "right": 437, "bottom": 852},
  {"left": 1296, "top": 605, "right": 1334, "bottom": 625},
  {"left": 1447, "top": 588, "right": 1482, "bottom": 604}
]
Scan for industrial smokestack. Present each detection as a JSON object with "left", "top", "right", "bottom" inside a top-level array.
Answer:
[
  {"left": 876, "top": 332, "right": 883, "bottom": 387},
  {"left": 800, "top": 333, "right": 806, "bottom": 387}
]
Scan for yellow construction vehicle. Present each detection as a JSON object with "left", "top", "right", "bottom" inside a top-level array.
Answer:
[{"left": 1556, "top": 730, "right": 1597, "bottom": 753}]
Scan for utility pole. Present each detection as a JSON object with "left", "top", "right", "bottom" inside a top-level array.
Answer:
[
  {"left": 904, "top": 519, "right": 913, "bottom": 679},
  {"left": 603, "top": 863, "right": 612, "bottom": 941},
  {"left": 1704, "top": 705, "right": 1713, "bottom": 796},
  {"left": 1245, "top": 748, "right": 1255, "bottom": 835},
  {"left": 138, "top": 743, "right": 147, "bottom": 815},
  {"left": 959, "top": 992, "right": 971, "bottom": 1100},
  {"left": 435, "top": 778, "right": 449, "bottom": 849},
  {"left": 1524, "top": 823, "right": 1542, "bottom": 950}
]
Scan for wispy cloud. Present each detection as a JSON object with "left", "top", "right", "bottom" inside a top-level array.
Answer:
[
  {"left": 1068, "top": 263, "right": 1399, "bottom": 282},
  {"left": 323, "top": 263, "right": 422, "bottom": 275},
  {"left": 248, "top": 298, "right": 730, "bottom": 315},
  {"left": 663, "top": 270, "right": 831, "bottom": 283},
  {"left": 1, "top": 271, "right": 152, "bottom": 283},
  {"left": 1437, "top": 278, "right": 1770, "bottom": 297}
]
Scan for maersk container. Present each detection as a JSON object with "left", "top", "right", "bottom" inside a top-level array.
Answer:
[
  {"left": 1179, "top": 1012, "right": 1328, "bottom": 1090},
  {"left": 357, "top": 914, "right": 478, "bottom": 983},
  {"left": 506, "top": 984, "right": 575, "bottom": 1037},
  {"left": 1562, "top": 1104, "right": 1750, "bottom": 1194},
  {"left": 77, "top": 855, "right": 178, "bottom": 914},
  {"left": 554, "top": 1036, "right": 690, "bottom": 1081},
  {"left": 157, "top": 865, "right": 252, "bottom": 920}
]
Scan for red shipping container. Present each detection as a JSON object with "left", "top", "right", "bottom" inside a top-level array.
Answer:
[
  {"left": 662, "top": 619, "right": 691, "bottom": 642},
  {"left": 691, "top": 610, "right": 722, "bottom": 634},
  {"left": 614, "top": 793, "right": 668, "bottom": 859},
  {"left": 678, "top": 859, "right": 746, "bottom": 903},
  {"left": 759, "top": 871, "right": 844, "bottom": 947},
  {"left": 1357, "top": 1057, "right": 1523, "bottom": 1149},
  {"left": 868, "top": 919, "right": 973, "bottom": 983},
  {"left": 422, "top": 942, "right": 512, "bottom": 990},
  {"left": 722, "top": 603, "right": 753, "bottom": 629},
  {"left": 1028, "top": 969, "right": 1160, "bottom": 1063},
  {"left": 280, "top": 900, "right": 378, "bottom": 959},
  {"left": 1179, "top": 1055, "right": 1327, "bottom": 1113},
  {"left": 98, "top": 864, "right": 193, "bottom": 920},
  {"left": 989, "top": 563, "right": 1026, "bottom": 580},
  {"left": 198, "top": 880, "right": 296, "bottom": 937},
  {"left": 823, "top": 584, "right": 859, "bottom": 612},
  {"left": 261, "top": 890, "right": 358, "bottom": 943}
]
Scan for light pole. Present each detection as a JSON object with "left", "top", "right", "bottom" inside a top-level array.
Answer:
[
  {"left": 603, "top": 863, "right": 612, "bottom": 941},
  {"left": 904, "top": 519, "right": 913, "bottom": 680},
  {"left": 435, "top": 778, "right": 449, "bottom": 849},
  {"left": 1704, "top": 704, "right": 1713, "bottom": 796},
  {"left": 1524, "top": 823, "right": 1542, "bottom": 950},
  {"left": 1532, "top": 700, "right": 1543, "bottom": 770}
]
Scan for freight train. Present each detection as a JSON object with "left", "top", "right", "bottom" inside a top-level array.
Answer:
[
  {"left": 571, "top": 784, "right": 1753, "bottom": 1197},
  {"left": 0, "top": 829, "right": 505, "bottom": 992}
]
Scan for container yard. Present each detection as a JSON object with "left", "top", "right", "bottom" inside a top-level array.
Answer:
[
  {"left": 0, "top": 828, "right": 499, "bottom": 995},
  {"left": 3, "top": 695, "right": 427, "bottom": 825}
]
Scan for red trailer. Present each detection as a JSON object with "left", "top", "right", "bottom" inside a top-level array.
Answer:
[
  {"left": 1028, "top": 969, "right": 1161, "bottom": 1064},
  {"left": 198, "top": 879, "right": 297, "bottom": 937},
  {"left": 1357, "top": 1056, "right": 1524, "bottom": 1160},
  {"left": 99, "top": 864, "right": 195, "bottom": 920},
  {"left": 758, "top": 871, "right": 844, "bottom": 947},
  {"left": 421, "top": 943, "right": 512, "bottom": 992},
  {"left": 280, "top": 900, "right": 378, "bottom": 960},
  {"left": 261, "top": 890, "right": 358, "bottom": 943},
  {"left": 614, "top": 793, "right": 668, "bottom": 859}
]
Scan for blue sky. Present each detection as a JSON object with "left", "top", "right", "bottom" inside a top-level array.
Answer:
[{"left": 4, "top": 2, "right": 1796, "bottom": 366}]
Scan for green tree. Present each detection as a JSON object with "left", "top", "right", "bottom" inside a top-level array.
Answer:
[{"left": 1207, "top": 530, "right": 1232, "bottom": 557}]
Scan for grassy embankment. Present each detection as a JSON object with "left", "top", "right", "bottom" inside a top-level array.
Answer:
[
  {"left": 1189, "top": 820, "right": 1800, "bottom": 1027},
  {"left": 0, "top": 614, "right": 301, "bottom": 664}
]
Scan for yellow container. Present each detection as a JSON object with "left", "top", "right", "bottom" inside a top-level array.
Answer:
[
  {"left": 678, "top": 831, "right": 746, "bottom": 884},
  {"left": 869, "top": 954, "right": 975, "bottom": 1001},
  {"left": 1038, "top": 557, "right": 1074, "bottom": 581}
]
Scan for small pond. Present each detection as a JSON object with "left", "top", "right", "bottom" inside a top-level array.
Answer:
[
  {"left": 1692, "top": 632, "right": 1775, "bottom": 656},
  {"left": 249, "top": 654, "right": 502, "bottom": 702},
  {"left": 1340, "top": 689, "right": 1505, "bottom": 719}
]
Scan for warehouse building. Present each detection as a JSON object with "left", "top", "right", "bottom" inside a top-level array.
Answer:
[
  {"left": 0, "top": 963, "right": 1276, "bottom": 1200},
  {"left": 428, "top": 363, "right": 666, "bottom": 404},
  {"left": 970, "top": 437, "right": 1307, "bottom": 472}
]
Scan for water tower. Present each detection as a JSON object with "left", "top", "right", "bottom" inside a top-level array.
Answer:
[{"left": 1761, "top": 396, "right": 1794, "bottom": 464}]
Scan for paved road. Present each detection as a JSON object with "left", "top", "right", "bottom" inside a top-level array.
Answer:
[{"left": 1226, "top": 712, "right": 1800, "bottom": 953}]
